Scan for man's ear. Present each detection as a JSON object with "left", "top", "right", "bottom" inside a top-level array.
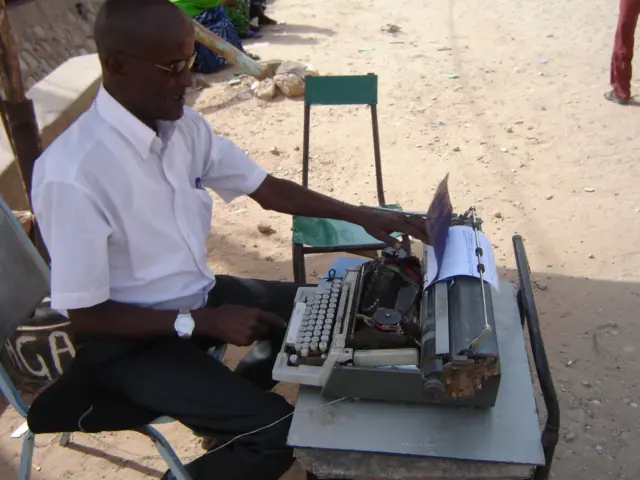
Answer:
[{"left": 103, "top": 53, "right": 126, "bottom": 78}]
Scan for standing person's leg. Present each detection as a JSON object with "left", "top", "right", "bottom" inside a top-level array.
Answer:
[
  {"left": 87, "top": 338, "right": 295, "bottom": 480},
  {"left": 608, "top": 0, "right": 640, "bottom": 104}
]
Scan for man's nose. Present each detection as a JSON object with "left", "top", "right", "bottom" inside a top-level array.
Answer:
[{"left": 178, "top": 65, "right": 193, "bottom": 87}]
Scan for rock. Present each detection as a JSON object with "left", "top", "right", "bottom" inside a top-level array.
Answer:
[
  {"left": 257, "top": 222, "right": 276, "bottom": 235},
  {"left": 258, "top": 59, "right": 283, "bottom": 78},
  {"left": 591, "top": 399, "right": 601, "bottom": 406},
  {"left": 506, "top": 127, "right": 514, "bottom": 133},
  {"left": 622, "top": 397, "right": 631, "bottom": 404},
  {"left": 493, "top": 211, "right": 503, "bottom": 219},
  {"left": 631, "top": 402, "right": 639, "bottom": 408},
  {"left": 255, "top": 78, "right": 277, "bottom": 100},
  {"left": 588, "top": 254, "right": 595, "bottom": 259},
  {"left": 500, "top": 147, "right": 508, "bottom": 152},
  {"left": 582, "top": 380, "right": 591, "bottom": 388},
  {"left": 270, "top": 146, "right": 281, "bottom": 156},
  {"left": 274, "top": 73, "right": 305, "bottom": 98},
  {"left": 237, "top": 91, "right": 253, "bottom": 101},
  {"left": 584, "top": 187, "right": 596, "bottom": 193},
  {"left": 565, "top": 432, "right": 577, "bottom": 443},
  {"left": 595, "top": 445, "right": 604, "bottom": 455},
  {"left": 546, "top": 195, "right": 554, "bottom": 200},
  {"left": 452, "top": 146, "right": 461, "bottom": 152}
]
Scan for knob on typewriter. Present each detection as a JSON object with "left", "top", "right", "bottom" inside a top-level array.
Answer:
[
  {"left": 423, "top": 376, "right": 446, "bottom": 403},
  {"left": 381, "top": 246, "right": 409, "bottom": 261}
]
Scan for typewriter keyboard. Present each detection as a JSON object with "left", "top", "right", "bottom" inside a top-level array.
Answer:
[{"left": 285, "top": 278, "right": 343, "bottom": 365}]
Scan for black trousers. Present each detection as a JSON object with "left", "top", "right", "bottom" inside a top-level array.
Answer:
[{"left": 72, "top": 275, "right": 338, "bottom": 480}]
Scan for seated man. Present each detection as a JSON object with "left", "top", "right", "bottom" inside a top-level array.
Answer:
[{"left": 31, "top": 0, "right": 429, "bottom": 479}]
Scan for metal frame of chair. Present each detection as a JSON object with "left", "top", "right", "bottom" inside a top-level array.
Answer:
[
  {"left": 0, "top": 196, "right": 226, "bottom": 480},
  {"left": 292, "top": 73, "right": 403, "bottom": 284}
]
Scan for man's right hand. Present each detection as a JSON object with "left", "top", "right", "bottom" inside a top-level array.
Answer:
[{"left": 199, "top": 305, "right": 287, "bottom": 346}]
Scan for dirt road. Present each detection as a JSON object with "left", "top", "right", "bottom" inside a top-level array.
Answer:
[{"left": 1, "top": 0, "right": 639, "bottom": 478}]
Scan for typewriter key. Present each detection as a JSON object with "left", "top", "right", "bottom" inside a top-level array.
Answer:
[
  {"left": 300, "top": 348, "right": 309, "bottom": 358},
  {"left": 319, "top": 341, "right": 328, "bottom": 352},
  {"left": 320, "top": 335, "right": 329, "bottom": 342},
  {"left": 310, "top": 342, "right": 319, "bottom": 352},
  {"left": 289, "top": 354, "right": 298, "bottom": 365}
]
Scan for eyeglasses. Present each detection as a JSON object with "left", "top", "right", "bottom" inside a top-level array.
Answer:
[{"left": 153, "top": 52, "right": 197, "bottom": 77}]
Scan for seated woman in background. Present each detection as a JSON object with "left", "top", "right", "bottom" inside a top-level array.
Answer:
[{"left": 171, "top": 0, "right": 271, "bottom": 74}]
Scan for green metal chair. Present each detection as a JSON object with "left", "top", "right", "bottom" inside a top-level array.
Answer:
[{"left": 292, "top": 74, "right": 403, "bottom": 283}]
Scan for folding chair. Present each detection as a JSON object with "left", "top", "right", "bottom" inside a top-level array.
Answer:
[
  {"left": 0, "top": 196, "right": 226, "bottom": 480},
  {"left": 292, "top": 74, "right": 404, "bottom": 283}
]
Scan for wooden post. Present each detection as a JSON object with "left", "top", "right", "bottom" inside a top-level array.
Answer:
[
  {"left": 0, "top": 0, "right": 49, "bottom": 263},
  {"left": 193, "top": 20, "right": 274, "bottom": 79}
]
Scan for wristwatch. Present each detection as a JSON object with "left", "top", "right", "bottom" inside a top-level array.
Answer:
[{"left": 174, "top": 309, "right": 195, "bottom": 339}]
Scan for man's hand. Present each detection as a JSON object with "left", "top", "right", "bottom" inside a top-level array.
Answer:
[
  {"left": 250, "top": 176, "right": 431, "bottom": 249},
  {"left": 198, "top": 305, "right": 287, "bottom": 346},
  {"left": 358, "top": 207, "right": 430, "bottom": 248}
]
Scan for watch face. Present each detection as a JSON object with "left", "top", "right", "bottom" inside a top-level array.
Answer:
[{"left": 175, "top": 314, "right": 195, "bottom": 334}]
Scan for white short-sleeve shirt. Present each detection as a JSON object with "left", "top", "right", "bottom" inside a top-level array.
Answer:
[{"left": 31, "top": 86, "right": 267, "bottom": 311}]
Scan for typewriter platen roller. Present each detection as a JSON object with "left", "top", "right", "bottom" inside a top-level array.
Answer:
[{"left": 272, "top": 207, "right": 501, "bottom": 408}]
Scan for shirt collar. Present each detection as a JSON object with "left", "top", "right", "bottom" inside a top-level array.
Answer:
[{"left": 95, "top": 85, "right": 158, "bottom": 159}]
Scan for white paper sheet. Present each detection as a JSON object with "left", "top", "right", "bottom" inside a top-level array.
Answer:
[{"left": 433, "top": 226, "right": 500, "bottom": 290}]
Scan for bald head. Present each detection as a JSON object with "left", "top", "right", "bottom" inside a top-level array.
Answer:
[
  {"left": 94, "top": 0, "right": 196, "bottom": 126},
  {"left": 95, "top": 0, "right": 192, "bottom": 58}
]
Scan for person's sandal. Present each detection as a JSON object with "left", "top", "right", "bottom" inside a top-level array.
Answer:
[{"left": 604, "top": 90, "right": 630, "bottom": 105}]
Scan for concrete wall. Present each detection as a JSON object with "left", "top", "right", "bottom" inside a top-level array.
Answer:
[
  {"left": 7, "top": 0, "right": 104, "bottom": 88},
  {"left": 1, "top": 0, "right": 104, "bottom": 209},
  {"left": 0, "top": 55, "right": 102, "bottom": 210}
]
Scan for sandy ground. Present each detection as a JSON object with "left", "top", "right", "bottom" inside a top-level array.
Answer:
[{"left": 2, "top": 0, "right": 640, "bottom": 478}]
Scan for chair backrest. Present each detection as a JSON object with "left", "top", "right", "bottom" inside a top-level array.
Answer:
[
  {"left": 305, "top": 74, "right": 378, "bottom": 106},
  {"left": 0, "top": 197, "right": 50, "bottom": 348},
  {"left": 302, "top": 74, "right": 386, "bottom": 205}
]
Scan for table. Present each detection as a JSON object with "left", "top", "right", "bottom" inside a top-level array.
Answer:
[{"left": 287, "top": 258, "right": 545, "bottom": 480}]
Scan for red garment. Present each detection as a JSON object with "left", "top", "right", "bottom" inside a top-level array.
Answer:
[{"left": 610, "top": 0, "right": 640, "bottom": 100}]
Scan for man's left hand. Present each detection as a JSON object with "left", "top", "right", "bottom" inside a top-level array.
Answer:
[{"left": 358, "top": 207, "right": 430, "bottom": 248}]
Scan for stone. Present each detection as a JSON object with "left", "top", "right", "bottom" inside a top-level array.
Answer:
[
  {"left": 32, "top": 25, "right": 47, "bottom": 39},
  {"left": 565, "top": 432, "right": 577, "bottom": 443},
  {"left": 273, "top": 61, "right": 318, "bottom": 98},
  {"left": 546, "top": 195, "right": 554, "bottom": 200},
  {"left": 258, "top": 222, "right": 276, "bottom": 235},
  {"left": 584, "top": 187, "right": 595, "bottom": 193},
  {"left": 258, "top": 60, "right": 283, "bottom": 79},
  {"left": 493, "top": 211, "right": 503, "bottom": 219},
  {"left": 274, "top": 73, "right": 305, "bottom": 98},
  {"left": 20, "top": 50, "right": 39, "bottom": 71},
  {"left": 255, "top": 78, "right": 277, "bottom": 100},
  {"left": 595, "top": 445, "right": 604, "bottom": 455}
]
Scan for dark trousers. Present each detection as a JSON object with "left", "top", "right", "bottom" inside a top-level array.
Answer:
[
  {"left": 73, "top": 276, "right": 313, "bottom": 480},
  {"left": 611, "top": 0, "right": 640, "bottom": 100}
]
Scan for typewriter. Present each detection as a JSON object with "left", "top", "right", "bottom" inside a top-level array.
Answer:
[{"left": 273, "top": 176, "right": 502, "bottom": 408}]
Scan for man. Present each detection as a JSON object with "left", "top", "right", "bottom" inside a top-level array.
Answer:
[
  {"left": 31, "top": 0, "right": 429, "bottom": 479},
  {"left": 606, "top": 0, "right": 640, "bottom": 105}
]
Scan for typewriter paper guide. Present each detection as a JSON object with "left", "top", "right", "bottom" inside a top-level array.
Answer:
[{"left": 422, "top": 174, "right": 499, "bottom": 291}]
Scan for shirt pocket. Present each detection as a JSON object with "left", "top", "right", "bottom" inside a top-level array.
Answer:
[{"left": 185, "top": 187, "right": 213, "bottom": 241}]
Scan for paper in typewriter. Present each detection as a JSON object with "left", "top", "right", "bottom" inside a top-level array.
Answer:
[
  {"left": 422, "top": 174, "right": 500, "bottom": 291},
  {"left": 422, "top": 173, "right": 453, "bottom": 287}
]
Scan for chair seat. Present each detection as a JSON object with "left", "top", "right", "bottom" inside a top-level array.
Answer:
[
  {"left": 27, "top": 362, "right": 159, "bottom": 435},
  {"left": 292, "top": 204, "right": 403, "bottom": 248}
]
